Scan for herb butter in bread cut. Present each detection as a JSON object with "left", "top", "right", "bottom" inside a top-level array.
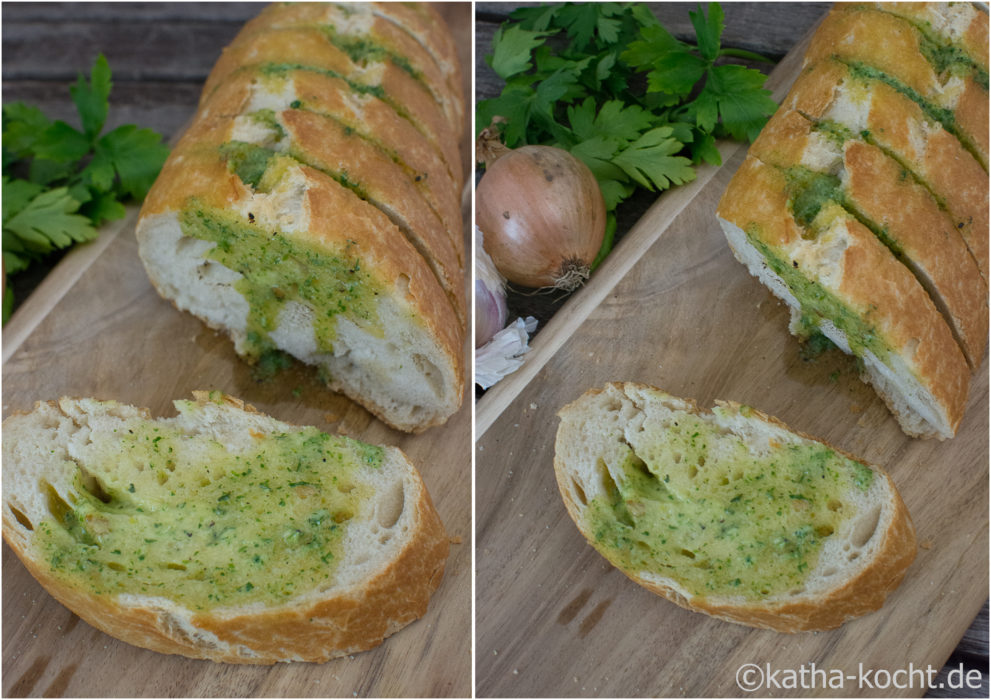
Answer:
[
  {"left": 136, "top": 2, "right": 466, "bottom": 433},
  {"left": 716, "top": 2, "right": 987, "bottom": 440},
  {"left": 554, "top": 383, "right": 916, "bottom": 633},
  {"left": 2, "top": 393, "right": 449, "bottom": 663}
]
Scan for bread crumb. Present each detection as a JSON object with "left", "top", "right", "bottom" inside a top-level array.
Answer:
[
  {"left": 920, "top": 540, "right": 933, "bottom": 550},
  {"left": 849, "top": 404, "right": 862, "bottom": 414},
  {"left": 449, "top": 535, "right": 463, "bottom": 544},
  {"left": 513, "top": 669, "right": 519, "bottom": 675},
  {"left": 529, "top": 403, "right": 537, "bottom": 410},
  {"left": 324, "top": 413, "right": 340, "bottom": 423}
]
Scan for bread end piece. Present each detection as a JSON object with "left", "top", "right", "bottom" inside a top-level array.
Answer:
[{"left": 554, "top": 383, "right": 917, "bottom": 633}]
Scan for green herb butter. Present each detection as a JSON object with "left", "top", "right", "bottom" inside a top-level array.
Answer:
[
  {"left": 34, "top": 420, "right": 383, "bottom": 610},
  {"left": 585, "top": 414, "right": 873, "bottom": 599},
  {"left": 745, "top": 229, "right": 890, "bottom": 363},
  {"left": 178, "top": 195, "right": 384, "bottom": 361}
]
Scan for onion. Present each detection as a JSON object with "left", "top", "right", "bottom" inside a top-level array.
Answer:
[
  {"left": 476, "top": 130, "right": 606, "bottom": 291},
  {"left": 474, "top": 226, "right": 509, "bottom": 348}
]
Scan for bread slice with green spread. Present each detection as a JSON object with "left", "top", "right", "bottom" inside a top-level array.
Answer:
[
  {"left": 136, "top": 2, "right": 466, "bottom": 433},
  {"left": 1, "top": 393, "right": 449, "bottom": 663},
  {"left": 554, "top": 383, "right": 917, "bottom": 633}
]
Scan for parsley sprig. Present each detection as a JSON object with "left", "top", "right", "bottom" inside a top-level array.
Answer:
[
  {"left": 477, "top": 2, "right": 777, "bottom": 259},
  {"left": 2, "top": 54, "right": 170, "bottom": 322}
]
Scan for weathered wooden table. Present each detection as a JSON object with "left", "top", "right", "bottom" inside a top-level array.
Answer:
[{"left": 475, "top": 3, "right": 988, "bottom": 698}]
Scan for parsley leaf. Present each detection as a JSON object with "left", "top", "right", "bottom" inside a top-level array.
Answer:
[
  {"left": 3, "top": 185, "right": 97, "bottom": 261},
  {"left": 2, "top": 53, "right": 169, "bottom": 323},
  {"left": 488, "top": 25, "right": 551, "bottom": 80},
  {"left": 70, "top": 53, "right": 112, "bottom": 140},
  {"left": 96, "top": 124, "right": 172, "bottom": 200},
  {"left": 612, "top": 127, "right": 696, "bottom": 190}
]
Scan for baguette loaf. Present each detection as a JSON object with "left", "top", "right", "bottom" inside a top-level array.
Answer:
[
  {"left": 554, "top": 383, "right": 917, "bottom": 633},
  {"left": 718, "top": 155, "right": 970, "bottom": 440},
  {"left": 748, "top": 108, "right": 987, "bottom": 368},
  {"left": 136, "top": 2, "right": 466, "bottom": 433},
  {"left": 717, "top": 2, "right": 987, "bottom": 440},
  {"left": 2, "top": 393, "right": 449, "bottom": 663}
]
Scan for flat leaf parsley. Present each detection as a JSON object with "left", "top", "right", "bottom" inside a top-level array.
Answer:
[
  {"left": 2, "top": 54, "right": 170, "bottom": 322},
  {"left": 477, "top": 2, "right": 777, "bottom": 260}
]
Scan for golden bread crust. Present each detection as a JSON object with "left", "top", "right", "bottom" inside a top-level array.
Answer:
[
  {"left": 718, "top": 156, "right": 970, "bottom": 437},
  {"left": 785, "top": 59, "right": 989, "bottom": 281}
]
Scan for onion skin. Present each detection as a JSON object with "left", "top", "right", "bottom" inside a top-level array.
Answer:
[{"left": 476, "top": 145, "right": 606, "bottom": 290}]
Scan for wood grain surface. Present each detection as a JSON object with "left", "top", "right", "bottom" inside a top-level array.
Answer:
[
  {"left": 2, "top": 3, "right": 471, "bottom": 697},
  {"left": 474, "top": 15, "right": 989, "bottom": 699}
]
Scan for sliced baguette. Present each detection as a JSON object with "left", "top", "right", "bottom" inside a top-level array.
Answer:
[
  {"left": 804, "top": 6, "right": 988, "bottom": 169},
  {"left": 2, "top": 393, "right": 449, "bottom": 663},
  {"left": 717, "top": 155, "right": 970, "bottom": 439},
  {"left": 748, "top": 108, "right": 987, "bottom": 368},
  {"left": 783, "top": 58, "right": 989, "bottom": 281},
  {"left": 137, "top": 147, "right": 463, "bottom": 433},
  {"left": 554, "top": 383, "right": 917, "bottom": 633}
]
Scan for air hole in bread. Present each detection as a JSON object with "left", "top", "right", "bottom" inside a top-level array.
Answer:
[
  {"left": 412, "top": 354, "right": 443, "bottom": 397},
  {"left": 395, "top": 273, "right": 411, "bottom": 298},
  {"left": 375, "top": 481, "right": 405, "bottom": 530},
  {"left": 156, "top": 472, "right": 169, "bottom": 485},
  {"left": 571, "top": 478, "right": 588, "bottom": 506},
  {"left": 166, "top": 562, "right": 187, "bottom": 571},
  {"left": 672, "top": 452, "right": 682, "bottom": 464},
  {"left": 827, "top": 500, "right": 843, "bottom": 512},
  {"left": 848, "top": 551, "right": 861, "bottom": 561},
  {"left": 9, "top": 505, "right": 33, "bottom": 531},
  {"left": 821, "top": 567, "right": 837, "bottom": 577},
  {"left": 107, "top": 562, "right": 126, "bottom": 572},
  {"left": 816, "top": 525, "right": 834, "bottom": 538},
  {"left": 378, "top": 532, "right": 393, "bottom": 545},
  {"left": 679, "top": 548, "right": 696, "bottom": 559},
  {"left": 698, "top": 455, "right": 706, "bottom": 468},
  {"left": 789, "top": 588, "right": 805, "bottom": 596},
  {"left": 851, "top": 505, "right": 881, "bottom": 548},
  {"left": 687, "top": 465, "right": 698, "bottom": 479},
  {"left": 76, "top": 467, "right": 112, "bottom": 504}
]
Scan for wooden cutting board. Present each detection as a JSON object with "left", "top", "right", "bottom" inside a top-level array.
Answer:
[
  {"left": 475, "top": 23, "right": 989, "bottom": 700},
  {"left": 1, "top": 4, "right": 472, "bottom": 696}
]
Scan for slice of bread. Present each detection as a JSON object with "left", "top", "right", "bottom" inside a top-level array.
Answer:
[
  {"left": 554, "top": 383, "right": 917, "bottom": 633},
  {"left": 2, "top": 393, "right": 449, "bottom": 663}
]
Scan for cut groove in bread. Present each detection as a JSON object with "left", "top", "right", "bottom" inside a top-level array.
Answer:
[
  {"left": 785, "top": 58, "right": 989, "bottom": 281},
  {"left": 554, "top": 383, "right": 917, "bottom": 633},
  {"left": 2, "top": 393, "right": 449, "bottom": 663}
]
